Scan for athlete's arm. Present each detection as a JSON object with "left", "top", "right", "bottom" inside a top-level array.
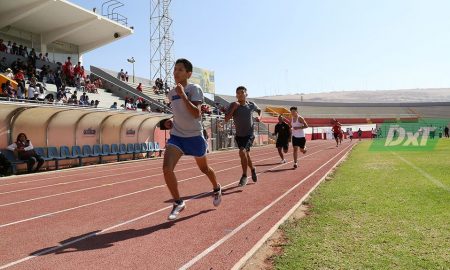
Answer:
[
  {"left": 224, "top": 102, "right": 238, "bottom": 122},
  {"left": 299, "top": 116, "right": 309, "bottom": 129},
  {"left": 176, "top": 83, "right": 201, "bottom": 118}
]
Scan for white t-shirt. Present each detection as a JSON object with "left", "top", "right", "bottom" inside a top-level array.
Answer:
[
  {"left": 168, "top": 83, "right": 203, "bottom": 137},
  {"left": 291, "top": 117, "right": 305, "bottom": 138}
]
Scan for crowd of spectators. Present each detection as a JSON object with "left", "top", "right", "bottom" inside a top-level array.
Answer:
[{"left": 1, "top": 40, "right": 173, "bottom": 113}]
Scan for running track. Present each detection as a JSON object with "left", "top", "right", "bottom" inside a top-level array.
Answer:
[{"left": 0, "top": 140, "right": 354, "bottom": 270}]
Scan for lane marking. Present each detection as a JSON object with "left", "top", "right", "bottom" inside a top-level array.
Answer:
[
  {"left": 232, "top": 143, "right": 355, "bottom": 270},
  {"left": 0, "top": 145, "right": 274, "bottom": 187},
  {"left": 179, "top": 143, "right": 354, "bottom": 270},
  {"left": 0, "top": 146, "right": 324, "bottom": 228},
  {"left": 0, "top": 148, "right": 278, "bottom": 195},
  {"left": 0, "top": 149, "right": 280, "bottom": 203},
  {"left": 392, "top": 152, "right": 450, "bottom": 192},
  {"left": 0, "top": 145, "right": 330, "bottom": 269}
]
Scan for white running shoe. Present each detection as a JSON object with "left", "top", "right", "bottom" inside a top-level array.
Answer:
[
  {"left": 280, "top": 159, "right": 287, "bottom": 164},
  {"left": 213, "top": 184, "right": 222, "bottom": 207},
  {"left": 168, "top": 201, "right": 186, "bottom": 220}
]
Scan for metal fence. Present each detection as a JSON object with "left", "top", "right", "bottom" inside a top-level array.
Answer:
[{"left": 201, "top": 115, "right": 275, "bottom": 152}]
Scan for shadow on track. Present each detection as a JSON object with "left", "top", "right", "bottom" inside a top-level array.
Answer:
[{"left": 30, "top": 210, "right": 213, "bottom": 256}]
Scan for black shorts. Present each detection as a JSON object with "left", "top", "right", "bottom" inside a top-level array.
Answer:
[
  {"left": 276, "top": 140, "right": 289, "bottom": 151},
  {"left": 292, "top": 136, "right": 306, "bottom": 148},
  {"left": 235, "top": 135, "right": 255, "bottom": 151},
  {"left": 333, "top": 133, "right": 340, "bottom": 139}
]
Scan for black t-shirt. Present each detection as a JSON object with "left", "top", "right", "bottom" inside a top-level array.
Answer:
[{"left": 274, "top": 122, "right": 291, "bottom": 141}]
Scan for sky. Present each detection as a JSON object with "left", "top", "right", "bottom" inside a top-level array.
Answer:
[{"left": 71, "top": 0, "right": 450, "bottom": 97}]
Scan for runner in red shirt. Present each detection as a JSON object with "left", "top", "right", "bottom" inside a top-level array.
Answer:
[{"left": 331, "top": 119, "right": 342, "bottom": 147}]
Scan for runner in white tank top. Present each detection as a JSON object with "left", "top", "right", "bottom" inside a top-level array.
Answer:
[{"left": 289, "top": 106, "right": 308, "bottom": 169}]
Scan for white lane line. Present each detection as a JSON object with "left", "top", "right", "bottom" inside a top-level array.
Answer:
[
  {"left": 0, "top": 149, "right": 276, "bottom": 195},
  {"left": 232, "top": 143, "right": 355, "bottom": 270},
  {"left": 0, "top": 149, "right": 279, "bottom": 202},
  {"left": 1, "top": 148, "right": 321, "bottom": 228},
  {"left": 0, "top": 146, "right": 271, "bottom": 187},
  {"left": 392, "top": 152, "right": 450, "bottom": 192},
  {"left": 0, "top": 146, "right": 327, "bottom": 269},
  {"left": 179, "top": 143, "right": 354, "bottom": 270}
]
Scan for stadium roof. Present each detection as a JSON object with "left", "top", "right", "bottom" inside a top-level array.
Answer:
[{"left": 0, "top": 0, "right": 133, "bottom": 54}]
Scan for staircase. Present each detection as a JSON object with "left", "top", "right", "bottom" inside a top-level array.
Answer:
[{"left": 89, "top": 66, "right": 171, "bottom": 113}]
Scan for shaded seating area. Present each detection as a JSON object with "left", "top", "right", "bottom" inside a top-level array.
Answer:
[{"left": 2, "top": 142, "right": 164, "bottom": 174}]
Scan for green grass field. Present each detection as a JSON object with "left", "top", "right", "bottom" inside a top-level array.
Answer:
[{"left": 275, "top": 139, "right": 450, "bottom": 270}]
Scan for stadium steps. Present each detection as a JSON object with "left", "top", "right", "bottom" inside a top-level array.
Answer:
[{"left": 89, "top": 66, "right": 171, "bottom": 113}]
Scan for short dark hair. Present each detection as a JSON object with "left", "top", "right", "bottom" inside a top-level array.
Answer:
[
  {"left": 175, "top": 58, "right": 193, "bottom": 72},
  {"left": 290, "top": 106, "right": 298, "bottom": 111},
  {"left": 236, "top": 86, "right": 247, "bottom": 93}
]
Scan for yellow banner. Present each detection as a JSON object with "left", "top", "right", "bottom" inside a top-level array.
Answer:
[{"left": 189, "top": 67, "right": 215, "bottom": 94}]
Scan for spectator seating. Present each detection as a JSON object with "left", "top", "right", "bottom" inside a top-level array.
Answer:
[
  {"left": 2, "top": 150, "right": 27, "bottom": 174},
  {"left": 1, "top": 141, "right": 164, "bottom": 174}
]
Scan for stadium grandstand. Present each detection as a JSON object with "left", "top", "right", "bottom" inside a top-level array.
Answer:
[{"left": 0, "top": 0, "right": 174, "bottom": 174}]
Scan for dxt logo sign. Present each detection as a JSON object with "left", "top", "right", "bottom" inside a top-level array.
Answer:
[
  {"left": 370, "top": 119, "right": 448, "bottom": 151},
  {"left": 384, "top": 126, "right": 434, "bottom": 147}
]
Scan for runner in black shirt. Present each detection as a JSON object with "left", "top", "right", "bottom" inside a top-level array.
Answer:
[{"left": 273, "top": 115, "right": 291, "bottom": 163}]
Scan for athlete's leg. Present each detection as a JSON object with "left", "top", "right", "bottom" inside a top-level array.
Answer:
[
  {"left": 195, "top": 156, "right": 219, "bottom": 189},
  {"left": 162, "top": 145, "right": 183, "bottom": 200}
]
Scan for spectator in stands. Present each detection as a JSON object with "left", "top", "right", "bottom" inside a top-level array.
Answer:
[
  {"left": 54, "top": 71, "right": 62, "bottom": 90},
  {"left": 28, "top": 48, "right": 37, "bottom": 67},
  {"left": 0, "top": 150, "right": 12, "bottom": 177},
  {"left": 137, "top": 83, "right": 143, "bottom": 92},
  {"left": 0, "top": 39, "right": 7, "bottom": 52},
  {"left": 46, "top": 69, "right": 55, "bottom": 84},
  {"left": 125, "top": 71, "right": 129, "bottom": 82},
  {"left": 23, "top": 46, "right": 29, "bottom": 58},
  {"left": 94, "top": 100, "right": 100, "bottom": 108},
  {"left": 117, "top": 69, "right": 125, "bottom": 80},
  {"left": 6, "top": 41, "right": 12, "bottom": 54},
  {"left": 155, "top": 78, "right": 163, "bottom": 90},
  {"left": 0, "top": 57, "right": 8, "bottom": 72},
  {"left": 69, "top": 90, "right": 78, "bottom": 104},
  {"left": 74, "top": 62, "right": 82, "bottom": 78},
  {"left": 7, "top": 133, "right": 44, "bottom": 173},
  {"left": 1, "top": 80, "right": 15, "bottom": 99},
  {"left": 79, "top": 92, "right": 87, "bottom": 105},
  {"left": 43, "top": 52, "right": 50, "bottom": 62},
  {"left": 110, "top": 101, "right": 118, "bottom": 109},
  {"left": 152, "top": 85, "right": 159, "bottom": 95},
  {"left": 11, "top": 42, "right": 18, "bottom": 55},
  {"left": 5, "top": 68, "right": 14, "bottom": 80},
  {"left": 85, "top": 79, "right": 97, "bottom": 93},
  {"left": 94, "top": 78, "right": 103, "bottom": 89},
  {"left": 27, "top": 77, "right": 37, "bottom": 100},
  {"left": 35, "top": 83, "right": 46, "bottom": 101},
  {"left": 45, "top": 93, "right": 54, "bottom": 103}
]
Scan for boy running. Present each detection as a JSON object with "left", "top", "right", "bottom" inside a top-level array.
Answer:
[
  {"left": 162, "top": 58, "right": 222, "bottom": 220},
  {"left": 273, "top": 115, "right": 291, "bottom": 163},
  {"left": 289, "top": 107, "right": 308, "bottom": 169},
  {"left": 332, "top": 119, "right": 341, "bottom": 147},
  {"left": 348, "top": 129, "right": 353, "bottom": 142},
  {"left": 224, "top": 86, "right": 262, "bottom": 187}
]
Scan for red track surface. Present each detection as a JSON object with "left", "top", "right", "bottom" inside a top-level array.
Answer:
[{"left": 0, "top": 140, "right": 354, "bottom": 270}]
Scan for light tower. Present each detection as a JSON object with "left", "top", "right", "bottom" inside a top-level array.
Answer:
[{"left": 150, "top": 0, "right": 174, "bottom": 87}]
